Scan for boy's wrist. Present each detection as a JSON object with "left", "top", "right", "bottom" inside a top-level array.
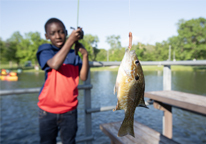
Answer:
[
  {"left": 82, "top": 52, "right": 88, "bottom": 58},
  {"left": 67, "top": 36, "right": 76, "bottom": 44}
]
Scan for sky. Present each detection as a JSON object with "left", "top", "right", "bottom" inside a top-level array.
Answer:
[{"left": 0, "top": 0, "right": 206, "bottom": 50}]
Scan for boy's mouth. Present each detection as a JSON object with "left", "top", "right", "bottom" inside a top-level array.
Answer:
[{"left": 56, "top": 41, "right": 63, "bottom": 45}]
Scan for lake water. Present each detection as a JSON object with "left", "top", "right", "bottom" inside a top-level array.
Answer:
[{"left": 1, "top": 70, "right": 206, "bottom": 144}]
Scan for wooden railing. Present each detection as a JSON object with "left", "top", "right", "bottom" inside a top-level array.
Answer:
[{"left": 1, "top": 60, "right": 206, "bottom": 144}]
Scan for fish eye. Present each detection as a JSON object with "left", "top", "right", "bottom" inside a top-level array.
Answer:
[
  {"left": 135, "top": 75, "right": 139, "bottom": 80},
  {"left": 135, "top": 60, "right": 139, "bottom": 65}
]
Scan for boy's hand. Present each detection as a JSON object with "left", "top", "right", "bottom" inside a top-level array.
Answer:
[
  {"left": 75, "top": 42, "right": 88, "bottom": 56},
  {"left": 69, "top": 28, "right": 82, "bottom": 43}
]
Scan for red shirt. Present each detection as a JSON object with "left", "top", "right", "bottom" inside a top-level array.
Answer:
[{"left": 36, "top": 44, "right": 82, "bottom": 114}]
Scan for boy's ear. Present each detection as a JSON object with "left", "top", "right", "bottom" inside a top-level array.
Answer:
[{"left": 45, "top": 33, "right": 49, "bottom": 40}]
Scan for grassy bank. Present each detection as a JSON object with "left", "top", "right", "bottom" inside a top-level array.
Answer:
[
  {"left": 0, "top": 64, "right": 205, "bottom": 73},
  {"left": 90, "top": 65, "right": 206, "bottom": 71}
]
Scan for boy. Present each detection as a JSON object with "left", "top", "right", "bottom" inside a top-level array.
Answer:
[{"left": 36, "top": 18, "right": 89, "bottom": 144}]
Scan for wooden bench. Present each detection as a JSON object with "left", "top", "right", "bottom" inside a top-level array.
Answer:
[
  {"left": 100, "top": 121, "right": 179, "bottom": 144},
  {"left": 145, "top": 90, "right": 206, "bottom": 138}
]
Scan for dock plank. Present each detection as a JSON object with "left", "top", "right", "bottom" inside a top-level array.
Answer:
[
  {"left": 100, "top": 121, "right": 179, "bottom": 144},
  {"left": 145, "top": 90, "right": 206, "bottom": 115}
]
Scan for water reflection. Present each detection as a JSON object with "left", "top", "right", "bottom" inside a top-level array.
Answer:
[
  {"left": 172, "top": 71, "right": 206, "bottom": 95},
  {"left": 144, "top": 71, "right": 163, "bottom": 92},
  {"left": 0, "top": 70, "right": 206, "bottom": 144}
]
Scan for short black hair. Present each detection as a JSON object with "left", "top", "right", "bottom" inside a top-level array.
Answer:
[{"left": 44, "top": 18, "right": 66, "bottom": 33}]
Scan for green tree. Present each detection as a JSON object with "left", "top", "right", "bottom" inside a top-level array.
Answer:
[
  {"left": 16, "top": 32, "right": 49, "bottom": 64},
  {"left": 105, "top": 35, "right": 122, "bottom": 61},
  {"left": 4, "top": 31, "right": 23, "bottom": 66},
  {"left": 4, "top": 41, "right": 20, "bottom": 65},
  {"left": 176, "top": 17, "right": 206, "bottom": 60},
  {"left": 79, "top": 34, "right": 99, "bottom": 61},
  {"left": 0, "top": 38, "right": 6, "bottom": 62},
  {"left": 10, "top": 31, "right": 49, "bottom": 66},
  {"left": 83, "top": 34, "right": 99, "bottom": 48},
  {"left": 132, "top": 42, "right": 146, "bottom": 61},
  {"left": 95, "top": 49, "right": 107, "bottom": 61},
  {"left": 109, "top": 48, "right": 125, "bottom": 61},
  {"left": 8, "top": 31, "right": 23, "bottom": 43},
  {"left": 106, "top": 35, "right": 121, "bottom": 49},
  {"left": 15, "top": 38, "right": 31, "bottom": 63},
  {"left": 153, "top": 41, "right": 170, "bottom": 61},
  {"left": 4, "top": 31, "right": 49, "bottom": 66},
  {"left": 168, "top": 36, "right": 182, "bottom": 60}
]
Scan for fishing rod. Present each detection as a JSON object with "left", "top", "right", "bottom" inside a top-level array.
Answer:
[
  {"left": 77, "top": 0, "right": 80, "bottom": 28},
  {"left": 70, "top": 0, "right": 84, "bottom": 55},
  {"left": 70, "top": 0, "right": 83, "bottom": 39}
]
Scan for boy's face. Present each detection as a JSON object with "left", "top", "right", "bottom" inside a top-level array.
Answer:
[{"left": 45, "top": 22, "right": 67, "bottom": 48}]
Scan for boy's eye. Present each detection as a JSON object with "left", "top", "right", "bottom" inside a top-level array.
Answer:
[
  {"left": 50, "top": 32, "right": 55, "bottom": 36},
  {"left": 59, "top": 30, "right": 65, "bottom": 34}
]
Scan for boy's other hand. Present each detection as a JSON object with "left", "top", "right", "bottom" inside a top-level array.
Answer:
[{"left": 75, "top": 42, "right": 88, "bottom": 56}]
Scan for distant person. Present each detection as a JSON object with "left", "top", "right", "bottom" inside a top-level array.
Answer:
[{"left": 36, "top": 18, "right": 89, "bottom": 144}]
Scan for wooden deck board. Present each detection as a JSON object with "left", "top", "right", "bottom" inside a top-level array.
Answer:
[
  {"left": 100, "top": 121, "right": 179, "bottom": 144},
  {"left": 112, "top": 122, "right": 152, "bottom": 144},
  {"left": 148, "top": 90, "right": 206, "bottom": 105},
  {"left": 145, "top": 90, "right": 206, "bottom": 115}
]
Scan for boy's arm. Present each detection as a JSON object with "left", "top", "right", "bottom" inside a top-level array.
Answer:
[
  {"left": 76, "top": 42, "right": 89, "bottom": 81},
  {"left": 47, "top": 29, "right": 81, "bottom": 70}
]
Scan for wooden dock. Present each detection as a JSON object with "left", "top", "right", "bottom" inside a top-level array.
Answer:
[
  {"left": 100, "top": 90, "right": 206, "bottom": 144},
  {"left": 145, "top": 90, "right": 206, "bottom": 116},
  {"left": 145, "top": 90, "right": 206, "bottom": 138},
  {"left": 100, "top": 121, "right": 179, "bottom": 144}
]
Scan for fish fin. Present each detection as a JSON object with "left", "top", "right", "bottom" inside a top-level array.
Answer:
[
  {"left": 114, "top": 83, "right": 119, "bottom": 95},
  {"left": 113, "top": 101, "right": 121, "bottom": 111},
  {"left": 138, "top": 104, "right": 149, "bottom": 109},
  {"left": 137, "top": 97, "right": 149, "bottom": 109},
  {"left": 118, "top": 112, "right": 134, "bottom": 137},
  {"left": 114, "top": 85, "right": 116, "bottom": 94}
]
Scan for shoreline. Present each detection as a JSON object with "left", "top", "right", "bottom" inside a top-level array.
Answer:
[{"left": 1, "top": 65, "right": 205, "bottom": 73}]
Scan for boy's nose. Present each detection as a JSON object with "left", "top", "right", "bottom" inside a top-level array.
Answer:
[{"left": 55, "top": 32, "right": 61, "bottom": 38}]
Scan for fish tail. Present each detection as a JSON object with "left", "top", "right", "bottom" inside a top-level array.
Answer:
[{"left": 118, "top": 112, "right": 134, "bottom": 137}]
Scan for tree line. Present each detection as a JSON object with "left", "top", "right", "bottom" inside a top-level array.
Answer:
[{"left": 0, "top": 17, "right": 205, "bottom": 67}]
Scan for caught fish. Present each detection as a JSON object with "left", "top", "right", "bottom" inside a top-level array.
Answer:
[{"left": 113, "top": 32, "right": 148, "bottom": 137}]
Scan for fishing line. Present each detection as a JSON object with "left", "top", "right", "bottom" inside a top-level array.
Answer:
[
  {"left": 129, "top": 0, "right": 131, "bottom": 32},
  {"left": 128, "top": 0, "right": 132, "bottom": 50}
]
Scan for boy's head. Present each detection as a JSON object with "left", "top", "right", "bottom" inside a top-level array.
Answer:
[{"left": 44, "top": 18, "right": 67, "bottom": 48}]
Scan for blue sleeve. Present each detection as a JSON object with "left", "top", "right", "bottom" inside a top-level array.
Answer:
[
  {"left": 76, "top": 55, "right": 82, "bottom": 72},
  {"left": 37, "top": 45, "right": 54, "bottom": 71}
]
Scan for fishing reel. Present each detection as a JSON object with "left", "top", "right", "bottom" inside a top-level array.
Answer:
[
  {"left": 70, "top": 26, "right": 84, "bottom": 55},
  {"left": 70, "top": 26, "right": 84, "bottom": 39}
]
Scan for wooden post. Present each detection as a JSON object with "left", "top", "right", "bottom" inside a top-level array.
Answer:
[
  {"left": 163, "top": 65, "right": 171, "bottom": 90},
  {"left": 153, "top": 102, "right": 173, "bottom": 139},
  {"left": 162, "top": 64, "right": 172, "bottom": 138},
  {"left": 163, "top": 105, "right": 172, "bottom": 138},
  {"left": 84, "top": 69, "right": 92, "bottom": 144}
]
